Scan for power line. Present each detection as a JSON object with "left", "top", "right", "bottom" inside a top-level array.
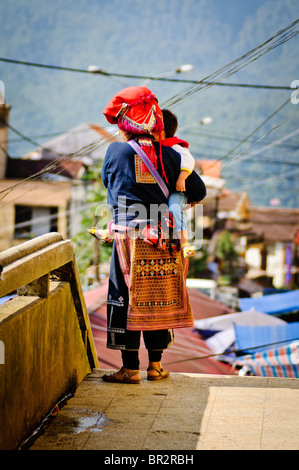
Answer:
[
  {"left": 0, "top": 120, "right": 116, "bottom": 200},
  {"left": 229, "top": 164, "right": 299, "bottom": 192},
  {"left": 219, "top": 98, "right": 291, "bottom": 162},
  {"left": 4, "top": 119, "right": 298, "bottom": 153},
  {"left": 0, "top": 56, "right": 294, "bottom": 91},
  {"left": 227, "top": 128, "right": 299, "bottom": 166},
  {"left": 0, "top": 125, "right": 104, "bottom": 145},
  {"left": 240, "top": 158, "right": 299, "bottom": 168},
  {"left": 202, "top": 98, "right": 296, "bottom": 181},
  {"left": 1, "top": 20, "right": 298, "bottom": 203},
  {"left": 184, "top": 128, "right": 299, "bottom": 150},
  {"left": 163, "top": 19, "right": 299, "bottom": 108}
]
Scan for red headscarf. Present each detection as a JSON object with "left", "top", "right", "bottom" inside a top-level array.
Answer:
[{"left": 103, "top": 87, "right": 167, "bottom": 182}]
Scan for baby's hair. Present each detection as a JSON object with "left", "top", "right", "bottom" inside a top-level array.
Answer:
[{"left": 162, "top": 109, "right": 178, "bottom": 138}]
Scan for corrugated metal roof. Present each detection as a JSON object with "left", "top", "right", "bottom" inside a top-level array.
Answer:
[
  {"left": 23, "top": 123, "right": 119, "bottom": 163},
  {"left": 84, "top": 282, "right": 234, "bottom": 375}
]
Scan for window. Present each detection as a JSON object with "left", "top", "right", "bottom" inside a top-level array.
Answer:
[
  {"left": 14, "top": 205, "right": 58, "bottom": 239},
  {"left": 14, "top": 205, "right": 32, "bottom": 238}
]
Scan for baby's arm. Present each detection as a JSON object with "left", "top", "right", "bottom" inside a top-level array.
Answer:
[
  {"left": 176, "top": 170, "right": 190, "bottom": 191},
  {"left": 173, "top": 144, "right": 195, "bottom": 192}
]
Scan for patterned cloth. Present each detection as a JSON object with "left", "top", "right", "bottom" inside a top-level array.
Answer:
[
  {"left": 105, "top": 231, "right": 193, "bottom": 350},
  {"left": 115, "top": 232, "right": 193, "bottom": 331},
  {"left": 103, "top": 86, "right": 166, "bottom": 180},
  {"left": 102, "top": 87, "right": 205, "bottom": 352},
  {"left": 103, "top": 86, "right": 163, "bottom": 133}
]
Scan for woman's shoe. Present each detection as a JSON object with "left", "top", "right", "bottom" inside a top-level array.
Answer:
[
  {"left": 147, "top": 367, "right": 170, "bottom": 381},
  {"left": 102, "top": 367, "right": 141, "bottom": 384},
  {"left": 181, "top": 243, "right": 195, "bottom": 258}
]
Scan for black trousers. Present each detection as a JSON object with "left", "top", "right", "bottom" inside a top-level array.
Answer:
[
  {"left": 107, "top": 239, "right": 174, "bottom": 369},
  {"left": 121, "top": 329, "right": 174, "bottom": 369},
  {"left": 121, "top": 349, "right": 163, "bottom": 370}
]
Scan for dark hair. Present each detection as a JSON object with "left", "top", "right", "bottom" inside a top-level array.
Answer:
[{"left": 162, "top": 109, "right": 178, "bottom": 138}]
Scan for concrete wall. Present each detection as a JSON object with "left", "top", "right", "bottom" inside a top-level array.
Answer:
[
  {"left": 0, "top": 233, "right": 99, "bottom": 449},
  {"left": 245, "top": 242, "right": 286, "bottom": 288},
  {"left": 0, "top": 180, "right": 72, "bottom": 252},
  {"left": 266, "top": 242, "right": 285, "bottom": 288}
]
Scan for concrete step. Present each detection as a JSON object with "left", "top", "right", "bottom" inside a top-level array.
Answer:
[{"left": 29, "top": 369, "right": 299, "bottom": 451}]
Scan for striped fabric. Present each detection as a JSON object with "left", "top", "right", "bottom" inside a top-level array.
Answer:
[{"left": 235, "top": 341, "right": 299, "bottom": 378}]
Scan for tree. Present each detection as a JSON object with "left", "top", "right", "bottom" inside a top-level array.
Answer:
[
  {"left": 215, "top": 230, "right": 242, "bottom": 283},
  {"left": 73, "top": 164, "right": 112, "bottom": 286},
  {"left": 215, "top": 230, "right": 238, "bottom": 262}
]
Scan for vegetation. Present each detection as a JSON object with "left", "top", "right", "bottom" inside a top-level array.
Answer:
[
  {"left": 73, "top": 164, "right": 112, "bottom": 285},
  {"left": 215, "top": 230, "right": 246, "bottom": 283}
]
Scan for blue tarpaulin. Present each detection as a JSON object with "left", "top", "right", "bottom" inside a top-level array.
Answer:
[
  {"left": 234, "top": 322, "right": 299, "bottom": 354},
  {"left": 0, "top": 295, "right": 15, "bottom": 305},
  {"left": 238, "top": 289, "right": 299, "bottom": 315},
  {"left": 194, "top": 309, "right": 286, "bottom": 356}
]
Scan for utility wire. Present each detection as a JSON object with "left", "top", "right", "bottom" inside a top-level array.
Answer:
[
  {"left": 4, "top": 119, "right": 299, "bottom": 152},
  {"left": 218, "top": 98, "right": 291, "bottom": 162},
  {"left": 0, "top": 117, "right": 117, "bottom": 200},
  {"left": 0, "top": 56, "right": 293, "bottom": 91},
  {"left": 0, "top": 125, "right": 111, "bottom": 145},
  {"left": 184, "top": 129, "right": 299, "bottom": 150},
  {"left": 202, "top": 98, "right": 295, "bottom": 180},
  {"left": 162, "top": 19, "right": 299, "bottom": 108},
  {"left": 227, "top": 128, "right": 299, "bottom": 165},
  {"left": 1, "top": 21, "right": 298, "bottom": 200},
  {"left": 219, "top": 126, "right": 299, "bottom": 177},
  {"left": 229, "top": 164, "right": 299, "bottom": 192}
]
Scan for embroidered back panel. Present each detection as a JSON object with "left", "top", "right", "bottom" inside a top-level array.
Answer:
[
  {"left": 134, "top": 155, "right": 156, "bottom": 183},
  {"left": 118, "top": 235, "right": 193, "bottom": 331}
]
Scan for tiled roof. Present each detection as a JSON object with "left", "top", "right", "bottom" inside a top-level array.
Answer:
[
  {"left": 195, "top": 159, "right": 222, "bottom": 178},
  {"left": 248, "top": 207, "right": 299, "bottom": 242},
  {"left": 5, "top": 157, "right": 84, "bottom": 179},
  {"left": 22, "top": 123, "right": 119, "bottom": 163}
]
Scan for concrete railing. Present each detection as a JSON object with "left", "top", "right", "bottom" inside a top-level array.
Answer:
[{"left": 0, "top": 233, "right": 99, "bottom": 450}]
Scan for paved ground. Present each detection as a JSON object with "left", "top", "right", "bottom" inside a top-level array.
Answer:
[{"left": 29, "top": 369, "right": 299, "bottom": 451}]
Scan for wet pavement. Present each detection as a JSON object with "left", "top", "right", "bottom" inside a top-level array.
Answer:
[{"left": 29, "top": 369, "right": 299, "bottom": 451}]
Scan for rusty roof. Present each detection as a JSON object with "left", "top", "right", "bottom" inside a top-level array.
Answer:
[
  {"left": 84, "top": 282, "right": 234, "bottom": 375},
  {"left": 247, "top": 207, "right": 299, "bottom": 242}
]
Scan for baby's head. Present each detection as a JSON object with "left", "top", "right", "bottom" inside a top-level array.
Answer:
[{"left": 162, "top": 109, "right": 178, "bottom": 138}]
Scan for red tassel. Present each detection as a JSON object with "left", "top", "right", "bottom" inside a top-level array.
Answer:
[{"left": 140, "top": 139, "right": 157, "bottom": 173}]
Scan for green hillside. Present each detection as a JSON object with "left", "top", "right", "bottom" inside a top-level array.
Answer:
[{"left": 0, "top": 0, "right": 298, "bottom": 207}]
